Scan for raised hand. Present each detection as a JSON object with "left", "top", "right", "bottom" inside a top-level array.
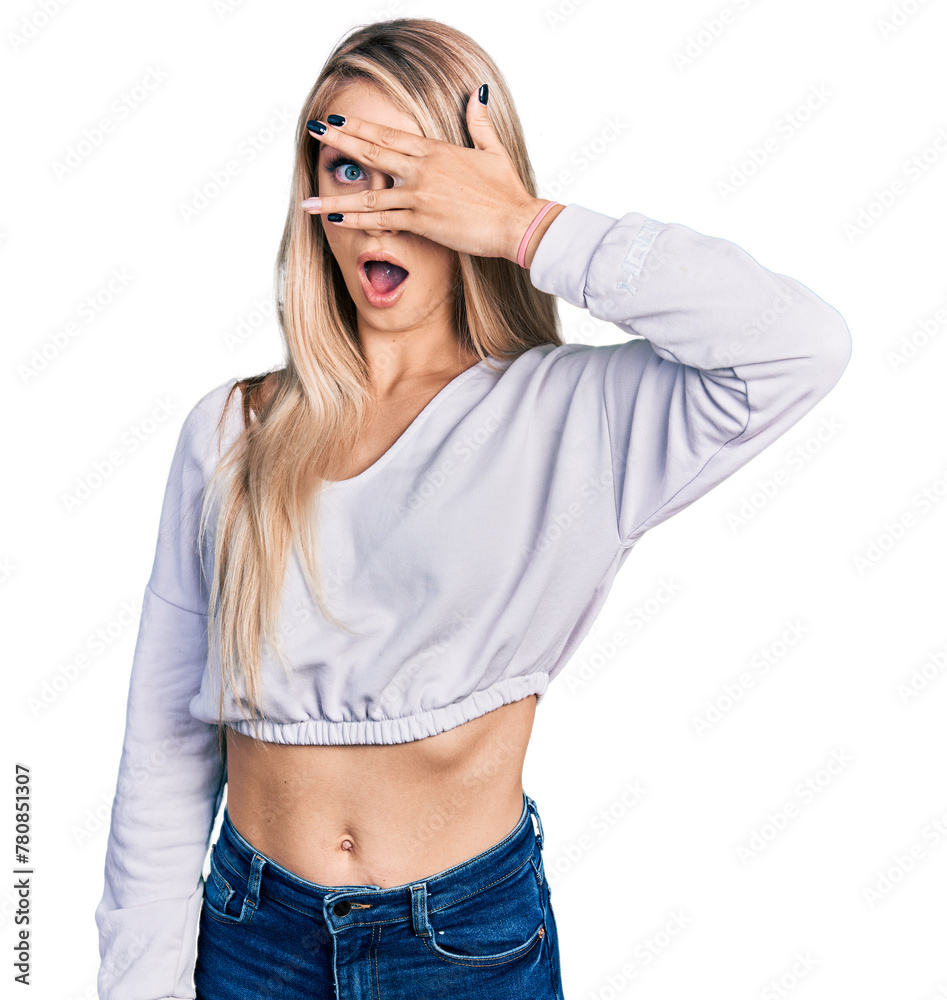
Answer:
[{"left": 301, "top": 87, "right": 556, "bottom": 265}]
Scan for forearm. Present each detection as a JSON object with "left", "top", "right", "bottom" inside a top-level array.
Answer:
[{"left": 525, "top": 203, "right": 853, "bottom": 546}]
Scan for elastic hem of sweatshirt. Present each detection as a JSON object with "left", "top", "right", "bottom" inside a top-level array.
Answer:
[
  {"left": 529, "top": 203, "right": 662, "bottom": 306},
  {"left": 221, "top": 672, "right": 550, "bottom": 745}
]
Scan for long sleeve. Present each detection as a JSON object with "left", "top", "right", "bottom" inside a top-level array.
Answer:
[
  {"left": 94, "top": 392, "right": 228, "bottom": 1000},
  {"left": 527, "top": 205, "right": 852, "bottom": 547}
]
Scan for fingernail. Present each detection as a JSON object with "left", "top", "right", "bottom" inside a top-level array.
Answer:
[
  {"left": 327, "top": 213, "right": 343, "bottom": 222},
  {"left": 326, "top": 114, "right": 346, "bottom": 126},
  {"left": 307, "top": 119, "right": 327, "bottom": 135},
  {"left": 301, "top": 198, "right": 322, "bottom": 209},
  {"left": 478, "top": 83, "right": 489, "bottom": 105}
]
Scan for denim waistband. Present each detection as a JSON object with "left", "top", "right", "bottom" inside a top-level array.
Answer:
[{"left": 212, "top": 790, "right": 545, "bottom": 928}]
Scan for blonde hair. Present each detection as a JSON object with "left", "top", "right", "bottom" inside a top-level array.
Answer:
[{"left": 199, "top": 17, "right": 564, "bottom": 754}]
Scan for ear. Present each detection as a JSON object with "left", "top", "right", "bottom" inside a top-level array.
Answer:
[{"left": 465, "top": 85, "right": 504, "bottom": 153}]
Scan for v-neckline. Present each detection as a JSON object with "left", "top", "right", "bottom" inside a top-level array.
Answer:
[{"left": 324, "top": 356, "right": 494, "bottom": 491}]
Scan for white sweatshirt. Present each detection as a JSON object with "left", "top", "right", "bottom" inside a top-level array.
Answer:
[{"left": 94, "top": 203, "right": 852, "bottom": 999}]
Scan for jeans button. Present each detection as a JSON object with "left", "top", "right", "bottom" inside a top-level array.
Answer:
[{"left": 333, "top": 900, "right": 352, "bottom": 916}]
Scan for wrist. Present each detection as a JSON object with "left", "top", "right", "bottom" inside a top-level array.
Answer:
[
  {"left": 509, "top": 198, "right": 565, "bottom": 270},
  {"left": 523, "top": 202, "right": 565, "bottom": 269}
]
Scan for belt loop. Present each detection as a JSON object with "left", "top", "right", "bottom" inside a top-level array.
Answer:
[
  {"left": 526, "top": 795, "right": 544, "bottom": 850},
  {"left": 244, "top": 854, "right": 266, "bottom": 917},
  {"left": 410, "top": 883, "right": 431, "bottom": 940}
]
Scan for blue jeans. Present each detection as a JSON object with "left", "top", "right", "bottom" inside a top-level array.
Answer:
[{"left": 194, "top": 791, "right": 564, "bottom": 999}]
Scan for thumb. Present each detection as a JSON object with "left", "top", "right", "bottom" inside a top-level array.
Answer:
[{"left": 466, "top": 84, "right": 503, "bottom": 152}]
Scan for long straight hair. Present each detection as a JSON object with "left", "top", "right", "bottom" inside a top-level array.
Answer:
[{"left": 199, "top": 17, "right": 564, "bottom": 753}]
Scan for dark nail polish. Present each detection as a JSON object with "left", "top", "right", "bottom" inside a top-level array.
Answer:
[
  {"left": 307, "top": 120, "right": 326, "bottom": 135},
  {"left": 326, "top": 114, "right": 346, "bottom": 126},
  {"left": 327, "top": 213, "right": 343, "bottom": 222},
  {"left": 478, "top": 84, "right": 489, "bottom": 105}
]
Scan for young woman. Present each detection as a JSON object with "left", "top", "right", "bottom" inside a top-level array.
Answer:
[{"left": 94, "top": 17, "right": 852, "bottom": 1000}]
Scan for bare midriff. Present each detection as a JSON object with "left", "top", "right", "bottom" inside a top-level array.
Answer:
[
  {"left": 226, "top": 353, "right": 539, "bottom": 888},
  {"left": 223, "top": 693, "right": 538, "bottom": 889}
]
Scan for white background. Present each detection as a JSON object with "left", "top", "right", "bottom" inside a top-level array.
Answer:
[{"left": 5, "top": 0, "right": 946, "bottom": 998}]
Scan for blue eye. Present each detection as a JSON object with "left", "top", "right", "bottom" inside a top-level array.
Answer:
[{"left": 324, "top": 155, "right": 364, "bottom": 184}]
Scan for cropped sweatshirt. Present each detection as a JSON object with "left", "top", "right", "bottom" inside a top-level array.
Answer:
[{"left": 94, "top": 203, "right": 852, "bottom": 1000}]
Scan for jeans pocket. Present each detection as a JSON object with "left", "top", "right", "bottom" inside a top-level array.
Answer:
[
  {"left": 202, "top": 844, "right": 257, "bottom": 926},
  {"left": 423, "top": 849, "right": 546, "bottom": 966}
]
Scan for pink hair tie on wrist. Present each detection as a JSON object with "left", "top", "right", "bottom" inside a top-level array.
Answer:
[{"left": 517, "top": 200, "right": 559, "bottom": 269}]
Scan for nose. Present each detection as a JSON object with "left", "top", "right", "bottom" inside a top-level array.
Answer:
[{"left": 362, "top": 172, "right": 396, "bottom": 237}]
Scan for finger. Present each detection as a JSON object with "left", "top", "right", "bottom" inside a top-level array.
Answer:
[
  {"left": 320, "top": 208, "right": 415, "bottom": 233},
  {"left": 300, "top": 186, "right": 406, "bottom": 216},
  {"left": 465, "top": 84, "right": 503, "bottom": 154},
  {"left": 306, "top": 114, "right": 427, "bottom": 174}
]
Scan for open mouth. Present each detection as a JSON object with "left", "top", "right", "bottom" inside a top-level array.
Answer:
[{"left": 363, "top": 259, "right": 409, "bottom": 295}]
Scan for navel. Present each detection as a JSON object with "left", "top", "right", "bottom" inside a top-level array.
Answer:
[{"left": 340, "top": 838, "right": 354, "bottom": 852}]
